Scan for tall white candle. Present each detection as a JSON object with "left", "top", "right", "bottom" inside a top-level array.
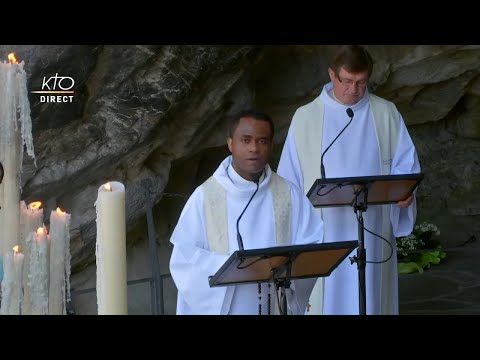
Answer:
[
  {"left": 95, "top": 181, "right": 128, "bottom": 315},
  {"left": 48, "top": 207, "right": 71, "bottom": 315},
  {"left": 0, "top": 128, "right": 20, "bottom": 257},
  {"left": 0, "top": 246, "right": 24, "bottom": 315},
  {"left": 20, "top": 201, "right": 43, "bottom": 315},
  {"left": 0, "top": 53, "right": 35, "bottom": 257},
  {"left": 28, "top": 226, "right": 49, "bottom": 315}
]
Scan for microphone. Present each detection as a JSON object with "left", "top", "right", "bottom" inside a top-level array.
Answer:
[
  {"left": 320, "top": 108, "right": 354, "bottom": 179},
  {"left": 236, "top": 172, "right": 262, "bottom": 251}
]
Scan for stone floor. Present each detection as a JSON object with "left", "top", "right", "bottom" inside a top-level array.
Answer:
[{"left": 398, "top": 244, "right": 480, "bottom": 315}]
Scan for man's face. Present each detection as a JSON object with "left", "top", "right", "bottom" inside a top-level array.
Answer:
[
  {"left": 329, "top": 66, "right": 369, "bottom": 105},
  {"left": 227, "top": 116, "right": 272, "bottom": 181}
]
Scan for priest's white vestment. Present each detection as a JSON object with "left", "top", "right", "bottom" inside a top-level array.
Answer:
[
  {"left": 170, "top": 155, "right": 325, "bottom": 315},
  {"left": 277, "top": 82, "right": 421, "bottom": 315}
]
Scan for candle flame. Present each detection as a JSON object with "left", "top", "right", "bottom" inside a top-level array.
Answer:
[
  {"left": 13, "top": 245, "right": 20, "bottom": 254},
  {"left": 36, "top": 226, "right": 45, "bottom": 235},
  {"left": 104, "top": 182, "right": 112, "bottom": 191},
  {"left": 29, "top": 201, "right": 42, "bottom": 210},
  {"left": 56, "top": 207, "right": 66, "bottom": 215},
  {"left": 8, "top": 52, "right": 18, "bottom": 64}
]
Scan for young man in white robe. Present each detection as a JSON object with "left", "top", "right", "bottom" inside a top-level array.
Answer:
[
  {"left": 277, "top": 45, "right": 422, "bottom": 315},
  {"left": 169, "top": 109, "right": 325, "bottom": 315}
]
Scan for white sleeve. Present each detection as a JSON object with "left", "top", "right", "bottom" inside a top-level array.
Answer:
[
  {"left": 277, "top": 121, "right": 304, "bottom": 191},
  {"left": 287, "top": 182, "right": 325, "bottom": 314},
  {"left": 290, "top": 183, "right": 324, "bottom": 246},
  {"left": 390, "top": 115, "right": 422, "bottom": 237},
  {"left": 169, "top": 187, "right": 230, "bottom": 314}
]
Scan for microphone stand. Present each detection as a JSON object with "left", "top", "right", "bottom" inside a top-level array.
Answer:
[
  {"left": 236, "top": 174, "right": 261, "bottom": 251},
  {"left": 272, "top": 255, "right": 295, "bottom": 315},
  {"left": 319, "top": 107, "right": 362, "bottom": 311},
  {"left": 350, "top": 184, "right": 368, "bottom": 315},
  {"left": 320, "top": 108, "right": 354, "bottom": 179}
]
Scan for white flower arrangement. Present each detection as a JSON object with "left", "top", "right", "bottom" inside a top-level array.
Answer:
[
  {"left": 396, "top": 221, "right": 445, "bottom": 274},
  {"left": 397, "top": 222, "right": 441, "bottom": 256}
]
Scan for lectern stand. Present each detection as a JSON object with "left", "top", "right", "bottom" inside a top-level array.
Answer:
[
  {"left": 209, "top": 241, "right": 358, "bottom": 315},
  {"left": 306, "top": 173, "right": 424, "bottom": 315}
]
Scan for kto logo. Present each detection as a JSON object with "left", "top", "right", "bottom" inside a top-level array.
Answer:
[{"left": 32, "top": 73, "right": 75, "bottom": 103}]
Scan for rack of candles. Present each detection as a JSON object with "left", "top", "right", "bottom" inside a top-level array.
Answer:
[
  {"left": 0, "top": 201, "right": 72, "bottom": 315},
  {"left": 0, "top": 52, "right": 72, "bottom": 315}
]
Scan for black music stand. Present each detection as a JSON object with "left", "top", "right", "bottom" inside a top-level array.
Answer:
[
  {"left": 209, "top": 241, "right": 358, "bottom": 315},
  {"left": 306, "top": 173, "right": 424, "bottom": 315}
]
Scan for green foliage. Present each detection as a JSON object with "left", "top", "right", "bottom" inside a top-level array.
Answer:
[{"left": 396, "top": 222, "right": 446, "bottom": 274}]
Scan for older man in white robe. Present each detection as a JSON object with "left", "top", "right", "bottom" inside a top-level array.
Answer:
[{"left": 277, "top": 45, "right": 422, "bottom": 315}]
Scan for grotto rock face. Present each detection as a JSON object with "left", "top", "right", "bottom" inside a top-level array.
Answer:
[{"left": 1, "top": 44, "right": 479, "bottom": 273}]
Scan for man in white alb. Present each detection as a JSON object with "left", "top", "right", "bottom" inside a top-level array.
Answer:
[
  {"left": 170, "top": 109, "right": 325, "bottom": 315},
  {"left": 277, "top": 45, "right": 421, "bottom": 315}
]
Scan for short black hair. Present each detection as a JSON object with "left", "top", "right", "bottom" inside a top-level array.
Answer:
[{"left": 229, "top": 109, "right": 274, "bottom": 140}]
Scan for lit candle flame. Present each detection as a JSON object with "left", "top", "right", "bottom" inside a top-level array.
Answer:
[
  {"left": 36, "top": 226, "right": 45, "bottom": 235},
  {"left": 8, "top": 52, "right": 18, "bottom": 64},
  {"left": 104, "top": 182, "right": 112, "bottom": 191},
  {"left": 56, "top": 207, "right": 66, "bottom": 215},
  {"left": 29, "top": 201, "right": 42, "bottom": 210},
  {"left": 13, "top": 245, "right": 20, "bottom": 254}
]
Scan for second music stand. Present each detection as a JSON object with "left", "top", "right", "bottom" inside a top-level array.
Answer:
[{"left": 307, "top": 173, "right": 424, "bottom": 315}]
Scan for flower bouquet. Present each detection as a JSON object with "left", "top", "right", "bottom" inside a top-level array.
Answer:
[{"left": 396, "top": 222, "right": 446, "bottom": 274}]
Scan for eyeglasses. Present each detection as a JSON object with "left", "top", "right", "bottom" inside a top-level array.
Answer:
[{"left": 336, "top": 75, "right": 368, "bottom": 88}]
